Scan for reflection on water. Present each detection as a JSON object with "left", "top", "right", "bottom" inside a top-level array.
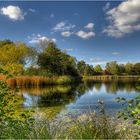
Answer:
[{"left": 19, "top": 80, "right": 140, "bottom": 119}]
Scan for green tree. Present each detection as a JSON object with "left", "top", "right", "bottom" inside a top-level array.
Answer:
[
  {"left": 37, "top": 42, "right": 61, "bottom": 75},
  {"left": 134, "top": 63, "right": 140, "bottom": 75},
  {"left": 94, "top": 65, "right": 103, "bottom": 75},
  {"left": 105, "top": 61, "right": 119, "bottom": 75},
  {"left": 84, "top": 64, "right": 94, "bottom": 76},
  {"left": 125, "top": 63, "right": 134, "bottom": 75},
  {"left": 37, "top": 42, "right": 78, "bottom": 76},
  {"left": 77, "top": 61, "right": 86, "bottom": 75},
  {"left": 118, "top": 64, "right": 125, "bottom": 75}
]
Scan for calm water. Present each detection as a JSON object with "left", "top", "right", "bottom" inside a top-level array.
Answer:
[{"left": 19, "top": 81, "right": 140, "bottom": 120}]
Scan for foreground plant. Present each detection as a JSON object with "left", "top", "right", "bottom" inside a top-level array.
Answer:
[
  {"left": 0, "top": 68, "right": 35, "bottom": 139},
  {"left": 116, "top": 90, "right": 140, "bottom": 138}
]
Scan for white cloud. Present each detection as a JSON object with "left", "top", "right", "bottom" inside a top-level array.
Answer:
[
  {"left": 103, "top": 0, "right": 140, "bottom": 38},
  {"left": 76, "top": 30, "right": 95, "bottom": 39},
  {"left": 103, "top": 2, "right": 110, "bottom": 11},
  {"left": 28, "top": 34, "right": 56, "bottom": 44},
  {"left": 0, "top": 5, "right": 25, "bottom": 21},
  {"left": 85, "top": 23, "right": 94, "bottom": 30},
  {"left": 112, "top": 52, "right": 120, "bottom": 55},
  {"left": 66, "top": 48, "right": 73, "bottom": 51},
  {"left": 90, "top": 57, "right": 101, "bottom": 62},
  {"left": 29, "top": 8, "right": 36, "bottom": 12},
  {"left": 50, "top": 13, "right": 54, "bottom": 18},
  {"left": 53, "top": 21, "right": 76, "bottom": 32},
  {"left": 61, "top": 31, "right": 73, "bottom": 37}
]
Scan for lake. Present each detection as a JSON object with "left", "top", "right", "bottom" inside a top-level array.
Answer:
[{"left": 19, "top": 80, "right": 140, "bottom": 120}]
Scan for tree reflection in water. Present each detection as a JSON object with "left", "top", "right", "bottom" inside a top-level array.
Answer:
[{"left": 19, "top": 80, "right": 140, "bottom": 120}]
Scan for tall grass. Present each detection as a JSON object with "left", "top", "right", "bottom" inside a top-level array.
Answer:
[
  {"left": 4, "top": 76, "right": 77, "bottom": 87},
  {"left": 1, "top": 112, "right": 136, "bottom": 139},
  {"left": 83, "top": 75, "right": 140, "bottom": 82}
]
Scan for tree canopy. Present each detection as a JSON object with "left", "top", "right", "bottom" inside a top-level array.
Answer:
[
  {"left": 0, "top": 40, "right": 35, "bottom": 75},
  {"left": 0, "top": 40, "right": 140, "bottom": 76}
]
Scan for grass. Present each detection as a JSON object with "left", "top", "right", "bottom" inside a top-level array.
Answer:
[
  {"left": 83, "top": 75, "right": 140, "bottom": 82},
  {"left": 1, "top": 74, "right": 140, "bottom": 88},
  {"left": 1, "top": 112, "right": 137, "bottom": 139},
  {"left": 1, "top": 75, "right": 78, "bottom": 87}
]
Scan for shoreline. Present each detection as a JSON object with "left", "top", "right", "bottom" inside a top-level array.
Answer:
[{"left": 1, "top": 75, "right": 140, "bottom": 88}]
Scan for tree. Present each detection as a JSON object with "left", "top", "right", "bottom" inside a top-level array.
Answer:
[
  {"left": 84, "top": 64, "right": 94, "bottom": 76},
  {"left": 125, "top": 63, "right": 134, "bottom": 75},
  {"left": 0, "top": 40, "right": 13, "bottom": 47},
  {"left": 0, "top": 41, "right": 34, "bottom": 75},
  {"left": 105, "top": 61, "right": 119, "bottom": 75},
  {"left": 94, "top": 65, "right": 103, "bottom": 75},
  {"left": 37, "top": 42, "right": 78, "bottom": 76},
  {"left": 134, "top": 63, "right": 140, "bottom": 75},
  {"left": 118, "top": 64, "right": 125, "bottom": 75},
  {"left": 37, "top": 42, "right": 61, "bottom": 75},
  {"left": 77, "top": 61, "right": 86, "bottom": 75}
]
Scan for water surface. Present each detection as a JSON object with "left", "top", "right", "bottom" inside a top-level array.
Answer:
[{"left": 19, "top": 80, "right": 140, "bottom": 120}]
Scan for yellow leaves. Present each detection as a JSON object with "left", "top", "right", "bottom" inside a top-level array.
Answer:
[
  {"left": 0, "top": 41, "right": 33, "bottom": 75},
  {"left": 4, "top": 63, "right": 24, "bottom": 75},
  {"left": 0, "top": 42, "right": 31, "bottom": 64}
]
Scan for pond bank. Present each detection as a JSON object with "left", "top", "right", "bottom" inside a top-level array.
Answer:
[
  {"left": 5, "top": 76, "right": 80, "bottom": 87},
  {"left": 1, "top": 75, "right": 140, "bottom": 88},
  {"left": 83, "top": 75, "right": 140, "bottom": 82}
]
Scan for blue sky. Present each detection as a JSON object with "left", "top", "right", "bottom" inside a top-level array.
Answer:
[{"left": 0, "top": 0, "right": 140, "bottom": 67}]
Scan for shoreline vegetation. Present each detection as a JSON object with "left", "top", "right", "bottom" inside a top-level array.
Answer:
[{"left": 0, "top": 74, "right": 140, "bottom": 88}]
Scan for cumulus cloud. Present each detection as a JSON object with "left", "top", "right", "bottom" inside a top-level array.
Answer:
[
  {"left": 28, "top": 34, "right": 56, "bottom": 44},
  {"left": 28, "top": 34, "right": 56, "bottom": 52},
  {"left": 61, "top": 31, "right": 73, "bottom": 37},
  {"left": 103, "top": 2, "right": 110, "bottom": 11},
  {"left": 53, "top": 21, "right": 96, "bottom": 39},
  {"left": 76, "top": 30, "right": 95, "bottom": 39},
  {"left": 85, "top": 23, "right": 94, "bottom": 30},
  {"left": 103, "top": 0, "right": 140, "bottom": 38},
  {"left": 0, "top": 5, "right": 25, "bottom": 21},
  {"left": 53, "top": 21, "right": 76, "bottom": 32}
]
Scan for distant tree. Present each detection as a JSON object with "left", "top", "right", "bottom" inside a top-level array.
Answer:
[
  {"left": 24, "top": 66, "right": 39, "bottom": 76},
  {"left": 105, "top": 61, "right": 119, "bottom": 75},
  {"left": 77, "top": 60, "right": 87, "bottom": 75},
  {"left": 118, "top": 64, "right": 125, "bottom": 75},
  {"left": 133, "top": 63, "right": 140, "bottom": 75},
  {"left": 125, "top": 63, "right": 134, "bottom": 75},
  {"left": 103, "top": 70, "right": 109, "bottom": 75},
  {"left": 94, "top": 65, "right": 103, "bottom": 75},
  {"left": 84, "top": 64, "right": 94, "bottom": 76}
]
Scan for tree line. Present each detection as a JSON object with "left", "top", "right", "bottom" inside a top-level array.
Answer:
[{"left": 0, "top": 39, "right": 140, "bottom": 76}]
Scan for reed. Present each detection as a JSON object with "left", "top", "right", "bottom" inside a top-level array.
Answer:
[
  {"left": 5, "top": 76, "right": 77, "bottom": 87},
  {"left": 83, "top": 75, "right": 140, "bottom": 82}
]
